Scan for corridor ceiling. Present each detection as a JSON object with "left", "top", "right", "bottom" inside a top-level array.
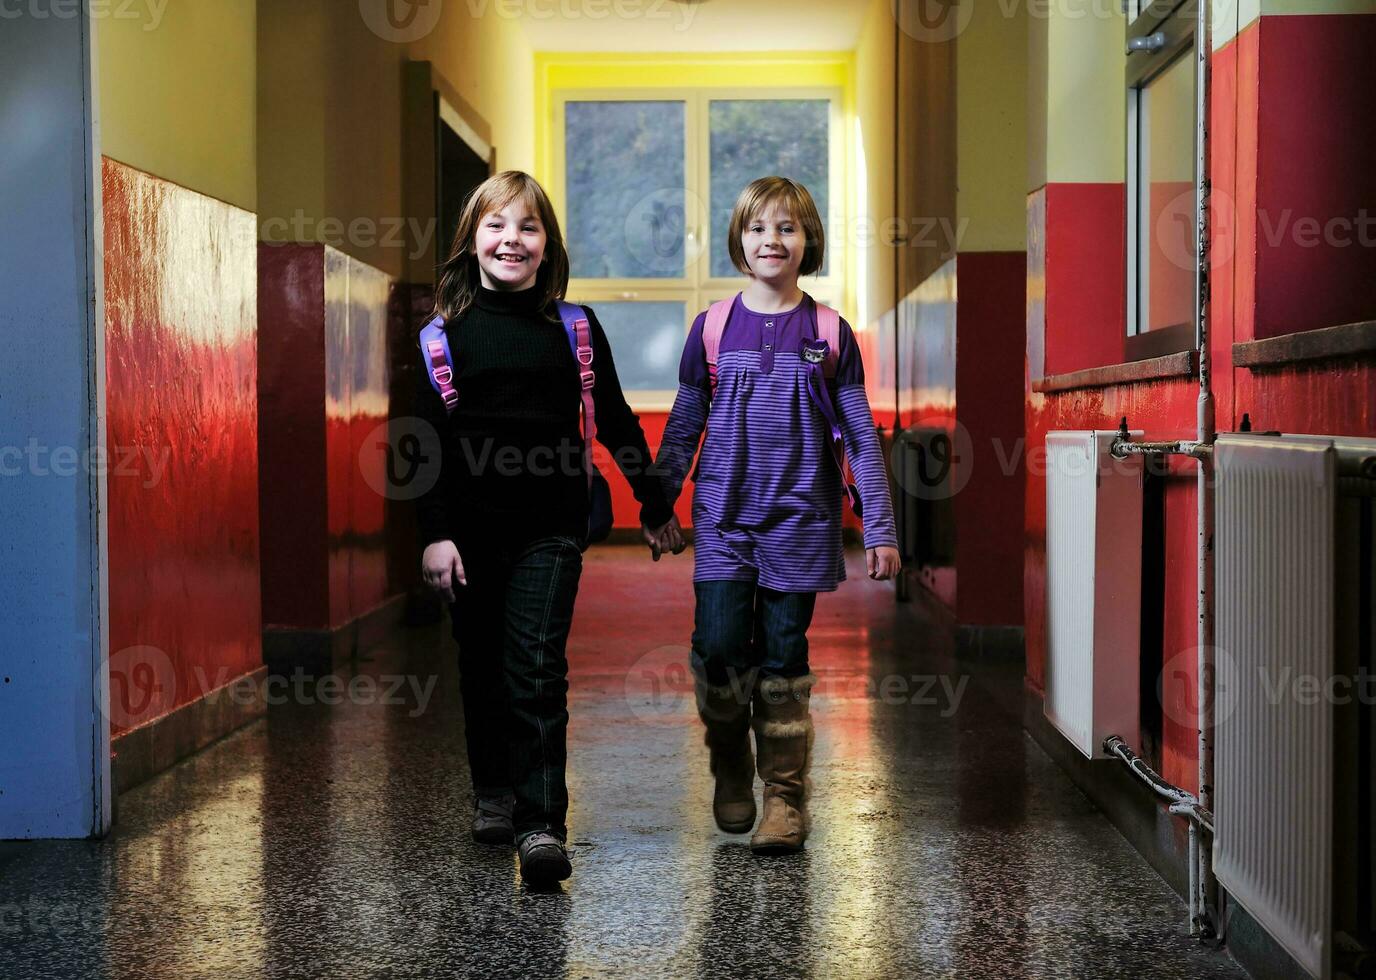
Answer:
[{"left": 514, "top": 0, "right": 869, "bottom": 51}]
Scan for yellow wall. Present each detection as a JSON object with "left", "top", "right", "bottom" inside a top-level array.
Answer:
[
  {"left": 1045, "top": 0, "right": 1126, "bottom": 184},
  {"left": 957, "top": 0, "right": 1029, "bottom": 251},
  {"left": 854, "top": 0, "right": 896, "bottom": 331},
  {"left": 411, "top": 14, "right": 535, "bottom": 172},
  {"left": 256, "top": 1, "right": 534, "bottom": 280},
  {"left": 1028, "top": 5, "right": 1049, "bottom": 191},
  {"left": 98, "top": 0, "right": 257, "bottom": 212}
]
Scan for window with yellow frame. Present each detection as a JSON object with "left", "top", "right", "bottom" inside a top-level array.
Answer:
[{"left": 542, "top": 67, "right": 848, "bottom": 411}]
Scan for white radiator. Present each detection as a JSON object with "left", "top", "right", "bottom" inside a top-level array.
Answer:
[
  {"left": 1044, "top": 430, "right": 1144, "bottom": 759},
  {"left": 1214, "top": 433, "right": 1376, "bottom": 979}
]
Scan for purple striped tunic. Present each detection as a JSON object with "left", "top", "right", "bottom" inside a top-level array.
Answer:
[{"left": 656, "top": 294, "right": 898, "bottom": 592}]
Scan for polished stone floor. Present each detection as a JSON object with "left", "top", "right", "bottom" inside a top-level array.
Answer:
[{"left": 0, "top": 546, "right": 1249, "bottom": 979}]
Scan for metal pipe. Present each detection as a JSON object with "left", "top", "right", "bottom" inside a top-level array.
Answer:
[
  {"left": 1186, "top": 822, "right": 1199, "bottom": 930},
  {"left": 1111, "top": 439, "right": 1213, "bottom": 461},
  {"left": 1192, "top": 0, "right": 1219, "bottom": 938},
  {"left": 1115, "top": 441, "right": 1373, "bottom": 476},
  {"left": 1169, "top": 799, "right": 1217, "bottom": 838},
  {"left": 1104, "top": 735, "right": 1213, "bottom": 824}
]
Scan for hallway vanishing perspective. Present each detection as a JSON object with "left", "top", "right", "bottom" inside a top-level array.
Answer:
[
  {"left": 6, "top": 0, "right": 1376, "bottom": 977},
  {"left": 0, "top": 549, "right": 1246, "bottom": 978}
]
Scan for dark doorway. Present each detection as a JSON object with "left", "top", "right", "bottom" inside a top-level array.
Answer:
[{"left": 437, "top": 109, "right": 490, "bottom": 262}]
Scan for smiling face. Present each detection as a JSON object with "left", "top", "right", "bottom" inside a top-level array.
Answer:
[
  {"left": 474, "top": 200, "right": 547, "bottom": 291},
  {"left": 741, "top": 202, "right": 805, "bottom": 285}
]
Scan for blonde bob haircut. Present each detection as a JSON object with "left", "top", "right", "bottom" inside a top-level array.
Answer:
[
  {"left": 430, "top": 170, "right": 570, "bottom": 327},
  {"left": 726, "top": 176, "right": 826, "bottom": 278}
]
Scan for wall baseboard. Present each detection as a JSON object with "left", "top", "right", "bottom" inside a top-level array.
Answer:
[
  {"left": 956, "top": 624, "right": 1024, "bottom": 661},
  {"left": 263, "top": 593, "right": 407, "bottom": 677},
  {"left": 111, "top": 666, "right": 269, "bottom": 799}
]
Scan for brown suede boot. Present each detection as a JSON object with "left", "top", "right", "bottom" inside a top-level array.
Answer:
[
  {"left": 749, "top": 673, "right": 815, "bottom": 854},
  {"left": 695, "top": 673, "right": 758, "bottom": 833}
]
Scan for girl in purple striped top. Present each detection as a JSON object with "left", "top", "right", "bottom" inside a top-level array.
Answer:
[{"left": 655, "top": 176, "right": 901, "bottom": 854}]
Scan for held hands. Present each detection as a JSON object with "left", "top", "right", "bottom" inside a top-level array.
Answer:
[
  {"left": 642, "top": 515, "right": 687, "bottom": 561},
  {"left": 422, "top": 540, "right": 466, "bottom": 601},
  {"left": 867, "top": 546, "right": 902, "bottom": 581}
]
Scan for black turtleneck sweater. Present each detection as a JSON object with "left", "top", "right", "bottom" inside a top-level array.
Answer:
[{"left": 415, "top": 285, "right": 673, "bottom": 549}]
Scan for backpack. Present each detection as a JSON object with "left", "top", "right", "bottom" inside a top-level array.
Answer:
[
  {"left": 701, "top": 293, "right": 862, "bottom": 518},
  {"left": 419, "top": 300, "right": 614, "bottom": 546}
]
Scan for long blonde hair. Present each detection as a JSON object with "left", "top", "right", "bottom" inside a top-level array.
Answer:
[{"left": 430, "top": 170, "right": 570, "bottom": 326}]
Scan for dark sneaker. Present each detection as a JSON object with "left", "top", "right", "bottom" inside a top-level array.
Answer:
[
  {"left": 517, "top": 832, "right": 572, "bottom": 884},
  {"left": 472, "top": 793, "right": 515, "bottom": 846}
]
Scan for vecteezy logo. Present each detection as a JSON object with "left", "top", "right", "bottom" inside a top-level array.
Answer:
[
  {"left": 359, "top": 0, "right": 443, "bottom": 42},
  {"left": 360, "top": 416, "right": 442, "bottom": 501},
  {"left": 103, "top": 645, "right": 177, "bottom": 731},
  {"left": 623, "top": 187, "right": 707, "bottom": 275},
  {"left": 623, "top": 645, "right": 696, "bottom": 723},
  {"left": 889, "top": 417, "right": 973, "bottom": 502},
  {"left": 1158, "top": 646, "right": 1239, "bottom": 732},
  {"left": 1154, "top": 186, "right": 1236, "bottom": 274},
  {"left": 892, "top": 0, "right": 973, "bottom": 44}
]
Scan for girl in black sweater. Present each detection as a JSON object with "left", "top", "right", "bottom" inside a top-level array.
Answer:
[{"left": 416, "top": 171, "right": 683, "bottom": 885}]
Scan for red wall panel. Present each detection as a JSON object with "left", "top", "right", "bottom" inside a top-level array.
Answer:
[
  {"left": 1209, "top": 32, "right": 1241, "bottom": 431},
  {"left": 103, "top": 159, "right": 262, "bottom": 736},
  {"left": 1252, "top": 14, "right": 1376, "bottom": 339},
  {"left": 599, "top": 412, "right": 693, "bottom": 531},
  {"left": 1043, "top": 183, "right": 1126, "bottom": 377},
  {"left": 955, "top": 252, "right": 1027, "bottom": 627},
  {"left": 259, "top": 244, "right": 394, "bottom": 633},
  {"left": 258, "top": 244, "right": 329, "bottom": 629}
]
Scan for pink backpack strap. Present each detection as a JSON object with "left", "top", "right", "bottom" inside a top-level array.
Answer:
[
  {"left": 419, "top": 316, "right": 459, "bottom": 413},
  {"left": 814, "top": 300, "right": 841, "bottom": 379},
  {"left": 556, "top": 301, "right": 597, "bottom": 487},
  {"left": 702, "top": 296, "right": 735, "bottom": 396}
]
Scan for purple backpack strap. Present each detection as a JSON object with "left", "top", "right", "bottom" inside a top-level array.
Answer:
[
  {"left": 702, "top": 296, "right": 736, "bottom": 397},
  {"left": 419, "top": 316, "right": 458, "bottom": 413},
  {"left": 805, "top": 297, "right": 863, "bottom": 517},
  {"left": 556, "top": 301, "right": 597, "bottom": 486}
]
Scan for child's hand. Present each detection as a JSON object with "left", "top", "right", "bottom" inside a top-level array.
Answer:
[
  {"left": 867, "top": 546, "right": 902, "bottom": 581},
  {"left": 659, "top": 515, "right": 686, "bottom": 555},
  {"left": 422, "top": 540, "right": 466, "bottom": 601},
  {"left": 642, "top": 515, "right": 686, "bottom": 561}
]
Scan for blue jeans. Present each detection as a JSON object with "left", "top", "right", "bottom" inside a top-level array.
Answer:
[
  {"left": 450, "top": 534, "right": 583, "bottom": 841},
  {"left": 691, "top": 580, "right": 817, "bottom": 687}
]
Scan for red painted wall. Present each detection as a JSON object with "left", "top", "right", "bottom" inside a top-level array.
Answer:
[
  {"left": 1024, "top": 11, "right": 1376, "bottom": 792},
  {"left": 955, "top": 251, "right": 1027, "bottom": 627},
  {"left": 1249, "top": 15, "right": 1376, "bottom": 340},
  {"left": 258, "top": 245, "right": 330, "bottom": 629},
  {"left": 104, "top": 159, "right": 262, "bottom": 737},
  {"left": 1043, "top": 182, "right": 1126, "bottom": 376},
  {"left": 600, "top": 412, "right": 694, "bottom": 531},
  {"left": 258, "top": 244, "right": 394, "bottom": 633},
  {"left": 325, "top": 249, "right": 391, "bottom": 630}
]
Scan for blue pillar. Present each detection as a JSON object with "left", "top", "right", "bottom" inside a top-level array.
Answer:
[{"left": 0, "top": 7, "right": 111, "bottom": 838}]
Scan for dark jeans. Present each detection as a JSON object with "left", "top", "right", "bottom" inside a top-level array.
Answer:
[
  {"left": 450, "top": 534, "right": 583, "bottom": 841},
  {"left": 691, "top": 580, "right": 818, "bottom": 690}
]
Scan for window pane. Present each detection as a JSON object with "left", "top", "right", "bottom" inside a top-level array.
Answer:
[
  {"left": 709, "top": 100, "right": 830, "bottom": 278},
  {"left": 565, "top": 101, "right": 685, "bottom": 278},
  {"left": 1140, "top": 53, "right": 1196, "bottom": 332},
  {"left": 582, "top": 301, "right": 686, "bottom": 391}
]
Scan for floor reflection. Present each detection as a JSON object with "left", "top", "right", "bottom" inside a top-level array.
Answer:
[{"left": 0, "top": 547, "right": 1248, "bottom": 979}]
